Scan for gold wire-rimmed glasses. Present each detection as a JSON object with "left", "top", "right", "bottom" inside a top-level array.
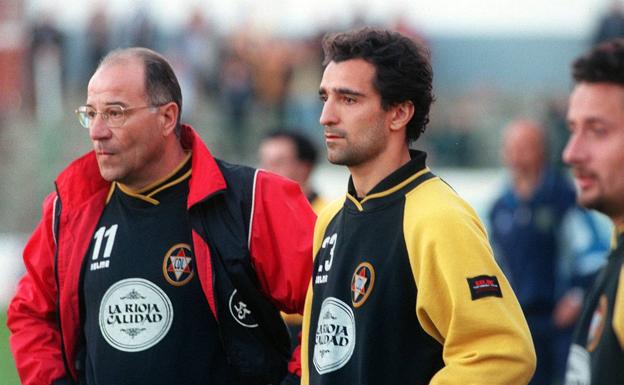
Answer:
[{"left": 74, "top": 105, "right": 159, "bottom": 129}]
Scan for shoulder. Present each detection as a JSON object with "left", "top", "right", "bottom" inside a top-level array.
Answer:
[
  {"left": 406, "top": 177, "right": 480, "bottom": 222},
  {"left": 215, "top": 158, "right": 257, "bottom": 184},
  {"left": 404, "top": 176, "right": 487, "bottom": 242}
]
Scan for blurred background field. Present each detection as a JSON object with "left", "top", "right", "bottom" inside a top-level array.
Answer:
[{"left": 1, "top": 0, "right": 622, "bottom": 383}]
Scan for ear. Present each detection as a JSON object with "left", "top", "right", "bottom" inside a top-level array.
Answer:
[
  {"left": 389, "top": 101, "right": 414, "bottom": 133},
  {"left": 160, "top": 102, "right": 179, "bottom": 136}
]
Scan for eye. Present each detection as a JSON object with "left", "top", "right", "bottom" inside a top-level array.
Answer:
[
  {"left": 86, "top": 109, "right": 97, "bottom": 119},
  {"left": 319, "top": 94, "right": 328, "bottom": 103},
  {"left": 343, "top": 96, "right": 357, "bottom": 104},
  {"left": 107, "top": 107, "right": 123, "bottom": 119}
]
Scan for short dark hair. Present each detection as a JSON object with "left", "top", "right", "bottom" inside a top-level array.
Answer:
[
  {"left": 99, "top": 47, "right": 183, "bottom": 135},
  {"left": 573, "top": 38, "right": 624, "bottom": 85},
  {"left": 322, "top": 27, "right": 434, "bottom": 143},
  {"left": 264, "top": 129, "right": 318, "bottom": 165}
]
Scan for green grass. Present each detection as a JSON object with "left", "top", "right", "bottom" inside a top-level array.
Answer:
[{"left": 0, "top": 309, "right": 20, "bottom": 385}]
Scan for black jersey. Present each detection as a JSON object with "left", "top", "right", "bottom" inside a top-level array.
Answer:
[
  {"left": 81, "top": 155, "right": 228, "bottom": 385},
  {"left": 302, "top": 151, "right": 536, "bottom": 385},
  {"left": 565, "top": 231, "right": 624, "bottom": 385}
]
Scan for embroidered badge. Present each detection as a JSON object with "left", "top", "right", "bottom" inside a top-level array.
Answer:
[
  {"left": 587, "top": 295, "right": 608, "bottom": 352},
  {"left": 351, "top": 262, "right": 375, "bottom": 308},
  {"left": 162, "top": 243, "right": 194, "bottom": 286},
  {"left": 467, "top": 275, "right": 503, "bottom": 300}
]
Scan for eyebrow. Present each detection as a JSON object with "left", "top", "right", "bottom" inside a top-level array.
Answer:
[
  {"left": 319, "top": 87, "right": 366, "bottom": 97},
  {"left": 85, "top": 101, "right": 130, "bottom": 108},
  {"left": 567, "top": 116, "right": 609, "bottom": 126}
]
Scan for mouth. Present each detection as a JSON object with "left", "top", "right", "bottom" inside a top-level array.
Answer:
[
  {"left": 573, "top": 169, "right": 597, "bottom": 190},
  {"left": 324, "top": 131, "right": 344, "bottom": 141}
]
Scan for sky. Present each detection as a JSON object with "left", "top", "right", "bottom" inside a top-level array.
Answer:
[{"left": 26, "top": 0, "right": 616, "bottom": 38}]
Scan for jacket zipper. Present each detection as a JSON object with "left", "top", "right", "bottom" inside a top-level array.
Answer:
[{"left": 52, "top": 185, "right": 74, "bottom": 380}]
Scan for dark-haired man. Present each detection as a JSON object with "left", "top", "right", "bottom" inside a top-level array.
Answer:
[
  {"left": 7, "top": 47, "right": 315, "bottom": 385},
  {"left": 301, "top": 27, "right": 536, "bottom": 385},
  {"left": 259, "top": 129, "right": 327, "bottom": 214},
  {"left": 563, "top": 38, "right": 624, "bottom": 385}
]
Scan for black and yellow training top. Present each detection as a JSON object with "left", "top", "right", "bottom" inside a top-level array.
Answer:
[
  {"left": 301, "top": 151, "right": 536, "bottom": 385},
  {"left": 565, "top": 226, "right": 624, "bottom": 385}
]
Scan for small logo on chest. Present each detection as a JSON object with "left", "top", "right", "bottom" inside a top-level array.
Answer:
[
  {"left": 351, "top": 262, "right": 375, "bottom": 308},
  {"left": 228, "top": 289, "right": 259, "bottom": 328},
  {"left": 162, "top": 244, "right": 194, "bottom": 286}
]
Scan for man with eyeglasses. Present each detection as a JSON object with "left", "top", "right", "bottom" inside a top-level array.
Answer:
[{"left": 7, "top": 47, "right": 315, "bottom": 385}]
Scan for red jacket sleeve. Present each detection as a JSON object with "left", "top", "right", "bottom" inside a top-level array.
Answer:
[
  {"left": 248, "top": 170, "right": 315, "bottom": 314},
  {"left": 7, "top": 193, "right": 69, "bottom": 385},
  {"left": 248, "top": 171, "right": 315, "bottom": 378}
]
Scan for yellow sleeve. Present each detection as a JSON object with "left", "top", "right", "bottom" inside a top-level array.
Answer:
[
  {"left": 404, "top": 179, "right": 536, "bottom": 385},
  {"left": 301, "top": 197, "right": 345, "bottom": 385},
  {"left": 612, "top": 266, "right": 624, "bottom": 348}
]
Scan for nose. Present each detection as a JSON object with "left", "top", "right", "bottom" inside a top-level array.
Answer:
[
  {"left": 562, "top": 131, "right": 585, "bottom": 166},
  {"left": 89, "top": 114, "right": 112, "bottom": 141},
  {"left": 319, "top": 99, "right": 339, "bottom": 127}
]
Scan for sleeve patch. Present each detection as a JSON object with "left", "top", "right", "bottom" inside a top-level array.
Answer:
[{"left": 467, "top": 275, "right": 503, "bottom": 300}]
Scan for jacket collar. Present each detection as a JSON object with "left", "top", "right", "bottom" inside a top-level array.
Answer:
[
  {"left": 345, "top": 150, "right": 431, "bottom": 211},
  {"left": 54, "top": 124, "right": 226, "bottom": 210}
]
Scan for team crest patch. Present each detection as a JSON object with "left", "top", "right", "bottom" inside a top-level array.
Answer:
[
  {"left": 162, "top": 244, "right": 194, "bottom": 286},
  {"left": 351, "top": 262, "right": 375, "bottom": 308},
  {"left": 467, "top": 275, "right": 502, "bottom": 300},
  {"left": 587, "top": 295, "right": 608, "bottom": 352}
]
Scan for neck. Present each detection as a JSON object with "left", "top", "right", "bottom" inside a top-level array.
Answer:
[
  {"left": 123, "top": 140, "right": 188, "bottom": 192},
  {"left": 511, "top": 169, "right": 542, "bottom": 200},
  {"left": 350, "top": 147, "right": 411, "bottom": 198}
]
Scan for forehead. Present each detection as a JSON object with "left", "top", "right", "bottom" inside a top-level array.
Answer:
[
  {"left": 87, "top": 58, "right": 146, "bottom": 103},
  {"left": 261, "top": 137, "right": 297, "bottom": 157},
  {"left": 320, "top": 59, "right": 377, "bottom": 94},
  {"left": 568, "top": 82, "right": 624, "bottom": 121}
]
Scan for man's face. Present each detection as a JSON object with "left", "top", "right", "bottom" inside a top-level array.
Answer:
[
  {"left": 259, "top": 137, "right": 309, "bottom": 185},
  {"left": 502, "top": 121, "right": 545, "bottom": 179},
  {"left": 87, "top": 59, "right": 166, "bottom": 190},
  {"left": 564, "top": 82, "right": 624, "bottom": 224},
  {"left": 318, "top": 59, "right": 393, "bottom": 168}
]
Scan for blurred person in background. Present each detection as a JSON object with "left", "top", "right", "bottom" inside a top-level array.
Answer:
[
  {"left": 563, "top": 38, "right": 624, "bottom": 385},
  {"left": 593, "top": 0, "right": 624, "bottom": 45},
  {"left": 488, "top": 119, "right": 609, "bottom": 385},
  {"left": 259, "top": 129, "right": 328, "bottom": 214},
  {"left": 301, "top": 27, "right": 536, "bottom": 384},
  {"left": 7, "top": 47, "right": 315, "bottom": 385},
  {"left": 28, "top": 11, "right": 65, "bottom": 123}
]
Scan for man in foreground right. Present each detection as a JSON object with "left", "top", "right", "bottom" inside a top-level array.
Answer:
[
  {"left": 301, "top": 27, "right": 536, "bottom": 385},
  {"left": 563, "top": 38, "right": 624, "bottom": 384}
]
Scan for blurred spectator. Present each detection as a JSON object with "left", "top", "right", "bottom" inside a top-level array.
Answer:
[
  {"left": 85, "top": 4, "right": 110, "bottom": 80},
  {"left": 218, "top": 48, "right": 253, "bottom": 154},
  {"left": 179, "top": 8, "right": 220, "bottom": 103},
  {"left": 593, "top": 0, "right": 624, "bottom": 45},
  {"left": 488, "top": 119, "right": 609, "bottom": 385},
  {"left": 258, "top": 129, "right": 327, "bottom": 213},
  {"left": 28, "top": 12, "right": 64, "bottom": 123},
  {"left": 284, "top": 35, "right": 323, "bottom": 138},
  {"left": 250, "top": 38, "right": 293, "bottom": 127},
  {"left": 121, "top": 3, "right": 156, "bottom": 49}
]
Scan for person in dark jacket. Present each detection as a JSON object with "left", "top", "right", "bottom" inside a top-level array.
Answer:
[{"left": 7, "top": 47, "right": 315, "bottom": 385}]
